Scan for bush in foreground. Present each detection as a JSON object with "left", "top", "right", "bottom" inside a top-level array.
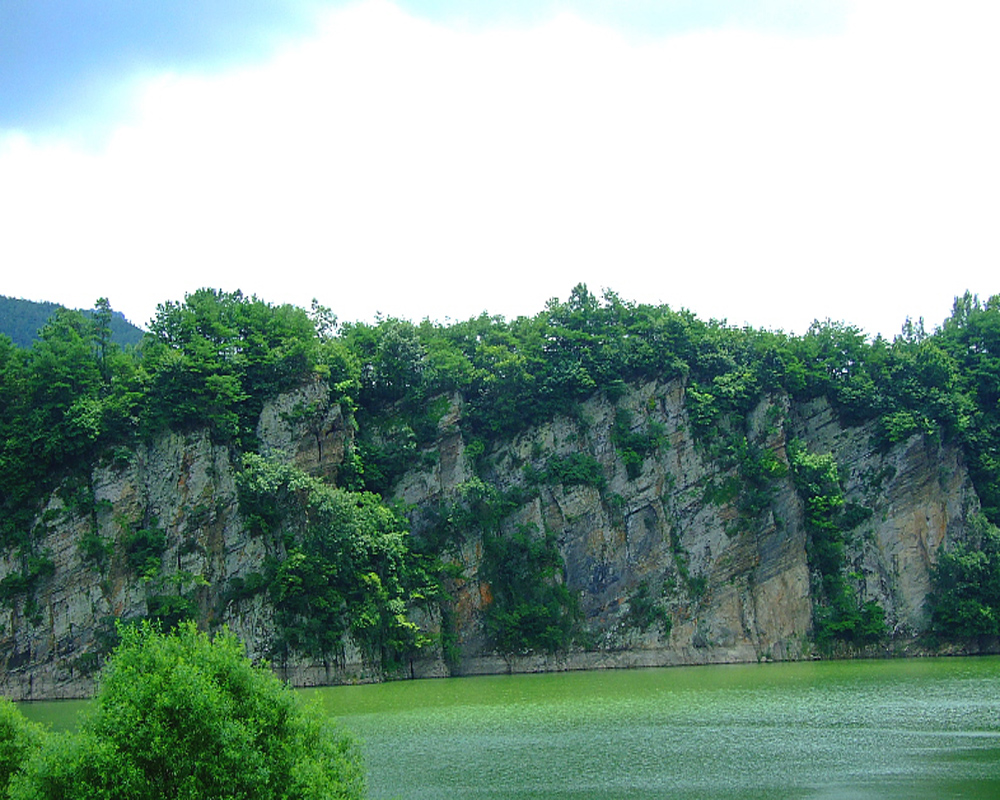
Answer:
[
  {"left": 0, "top": 700, "right": 42, "bottom": 797},
  {"left": 4, "top": 622, "right": 366, "bottom": 800}
]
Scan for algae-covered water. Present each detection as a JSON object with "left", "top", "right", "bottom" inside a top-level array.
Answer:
[
  {"left": 307, "top": 657, "right": 1000, "bottom": 800},
  {"left": 21, "top": 657, "right": 1000, "bottom": 799}
]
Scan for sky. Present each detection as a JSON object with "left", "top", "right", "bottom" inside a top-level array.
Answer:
[{"left": 1, "top": 0, "right": 998, "bottom": 337}]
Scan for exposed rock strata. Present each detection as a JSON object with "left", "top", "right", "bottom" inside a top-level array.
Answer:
[{"left": 0, "top": 379, "right": 980, "bottom": 698}]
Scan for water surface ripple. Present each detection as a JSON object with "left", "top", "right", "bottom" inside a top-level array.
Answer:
[{"left": 303, "top": 657, "right": 1000, "bottom": 800}]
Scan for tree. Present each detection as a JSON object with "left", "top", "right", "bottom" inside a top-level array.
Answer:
[
  {"left": 91, "top": 297, "right": 115, "bottom": 386},
  {"left": 788, "top": 441, "right": 887, "bottom": 647},
  {"left": 141, "top": 289, "right": 320, "bottom": 443},
  {"left": 238, "top": 454, "right": 426, "bottom": 669},
  {"left": 479, "top": 524, "right": 579, "bottom": 655},
  {"left": 0, "top": 699, "right": 41, "bottom": 796},
  {"left": 9, "top": 622, "right": 366, "bottom": 800},
  {"left": 929, "top": 515, "right": 1000, "bottom": 640},
  {"left": 935, "top": 292, "right": 1000, "bottom": 522}
]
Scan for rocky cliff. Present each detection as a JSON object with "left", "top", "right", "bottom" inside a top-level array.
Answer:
[
  {"left": 398, "top": 378, "right": 976, "bottom": 675},
  {"left": 0, "top": 377, "right": 980, "bottom": 699}
]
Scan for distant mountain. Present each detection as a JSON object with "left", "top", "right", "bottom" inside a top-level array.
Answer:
[{"left": 0, "top": 295, "right": 144, "bottom": 348}]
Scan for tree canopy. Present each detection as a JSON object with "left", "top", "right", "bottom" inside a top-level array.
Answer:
[
  {"left": 3, "top": 284, "right": 1000, "bottom": 657},
  {"left": 0, "top": 295, "right": 143, "bottom": 349},
  {"left": 3, "top": 622, "right": 366, "bottom": 800}
]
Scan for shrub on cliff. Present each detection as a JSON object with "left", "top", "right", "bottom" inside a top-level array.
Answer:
[
  {"left": 929, "top": 514, "right": 1000, "bottom": 641},
  {"left": 8, "top": 621, "right": 366, "bottom": 800}
]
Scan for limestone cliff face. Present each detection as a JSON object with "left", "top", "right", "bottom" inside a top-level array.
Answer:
[
  {"left": 0, "top": 378, "right": 980, "bottom": 698},
  {"left": 0, "top": 379, "right": 351, "bottom": 700},
  {"left": 396, "top": 380, "right": 977, "bottom": 675}
]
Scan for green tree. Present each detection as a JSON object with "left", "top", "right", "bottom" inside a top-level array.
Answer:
[
  {"left": 0, "top": 698, "right": 42, "bottom": 795},
  {"left": 934, "top": 292, "right": 1000, "bottom": 521},
  {"left": 91, "top": 297, "right": 115, "bottom": 386},
  {"left": 0, "top": 336, "right": 34, "bottom": 545},
  {"left": 10, "top": 622, "right": 366, "bottom": 800},
  {"left": 479, "top": 525, "right": 579, "bottom": 655},
  {"left": 0, "top": 308, "right": 118, "bottom": 548},
  {"left": 238, "top": 455, "right": 427, "bottom": 669},
  {"left": 787, "top": 441, "right": 886, "bottom": 647},
  {"left": 929, "top": 515, "right": 1000, "bottom": 640},
  {"left": 25, "top": 308, "right": 104, "bottom": 465},
  {"left": 141, "top": 289, "right": 320, "bottom": 443}
]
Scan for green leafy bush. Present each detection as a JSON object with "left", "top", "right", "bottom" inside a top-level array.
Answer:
[
  {"left": 8, "top": 622, "right": 366, "bottom": 800},
  {"left": 626, "top": 580, "right": 672, "bottom": 635},
  {"left": 0, "top": 554, "right": 55, "bottom": 607},
  {"left": 929, "top": 515, "right": 1000, "bottom": 640},
  {"left": 237, "top": 454, "right": 428, "bottom": 669},
  {"left": 0, "top": 698, "right": 42, "bottom": 795},
  {"left": 122, "top": 519, "right": 167, "bottom": 579},
  {"left": 611, "top": 409, "right": 665, "bottom": 479},
  {"left": 145, "top": 593, "right": 200, "bottom": 631},
  {"left": 479, "top": 525, "right": 579, "bottom": 654},
  {"left": 529, "top": 453, "right": 606, "bottom": 490},
  {"left": 787, "top": 441, "right": 886, "bottom": 647}
]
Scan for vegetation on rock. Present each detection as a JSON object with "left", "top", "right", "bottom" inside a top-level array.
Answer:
[
  {"left": 2, "top": 283, "right": 1000, "bottom": 671},
  {"left": 787, "top": 441, "right": 886, "bottom": 647},
  {"left": 929, "top": 513, "right": 1000, "bottom": 641},
  {"left": 236, "top": 454, "right": 435, "bottom": 669}
]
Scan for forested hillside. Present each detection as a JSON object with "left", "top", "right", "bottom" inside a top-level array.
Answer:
[
  {"left": 1, "top": 286, "right": 999, "bottom": 695},
  {"left": 0, "top": 295, "right": 143, "bottom": 349}
]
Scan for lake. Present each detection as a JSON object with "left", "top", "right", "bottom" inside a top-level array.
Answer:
[{"left": 20, "top": 657, "right": 1000, "bottom": 799}]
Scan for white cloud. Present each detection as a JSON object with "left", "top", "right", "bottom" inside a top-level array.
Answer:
[{"left": 1, "top": 0, "right": 998, "bottom": 334}]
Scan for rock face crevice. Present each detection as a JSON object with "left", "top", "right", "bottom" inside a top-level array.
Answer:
[{"left": 0, "top": 379, "right": 980, "bottom": 698}]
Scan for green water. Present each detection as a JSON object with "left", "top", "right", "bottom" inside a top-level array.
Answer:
[{"left": 20, "top": 657, "right": 1000, "bottom": 799}]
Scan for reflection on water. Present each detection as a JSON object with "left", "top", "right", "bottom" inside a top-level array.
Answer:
[{"left": 18, "top": 657, "right": 1000, "bottom": 799}]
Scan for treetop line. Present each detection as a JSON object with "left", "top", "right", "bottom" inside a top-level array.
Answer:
[{"left": 2, "top": 285, "right": 1000, "bottom": 667}]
